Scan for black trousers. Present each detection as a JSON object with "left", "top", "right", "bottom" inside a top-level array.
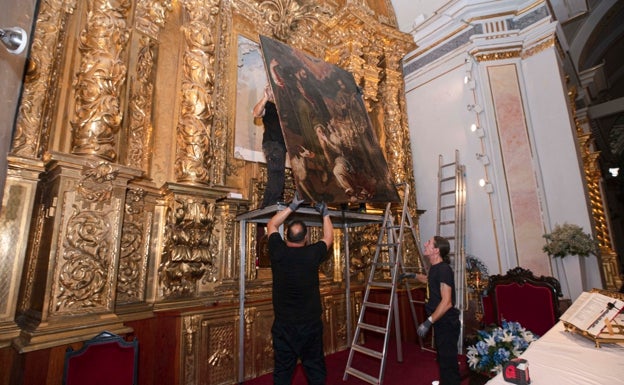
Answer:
[
  {"left": 433, "top": 314, "right": 461, "bottom": 385},
  {"left": 272, "top": 318, "right": 326, "bottom": 385},
  {"left": 262, "top": 141, "right": 286, "bottom": 208}
]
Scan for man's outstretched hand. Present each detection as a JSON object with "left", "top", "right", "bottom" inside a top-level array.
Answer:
[
  {"left": 288, "top": 192, "right": 304, "bottom": 212},
  {"left": 314, "top": 202, "right": 329, "bottom": 217}
]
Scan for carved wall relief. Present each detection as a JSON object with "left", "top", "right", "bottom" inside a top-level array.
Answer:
[{"left": 159, "top": 197, "right": 217, "bottom": 297}]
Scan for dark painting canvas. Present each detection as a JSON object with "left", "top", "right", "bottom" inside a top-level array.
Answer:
[{"left": 259, "top": 35, "right": 399, "bottom": 204}]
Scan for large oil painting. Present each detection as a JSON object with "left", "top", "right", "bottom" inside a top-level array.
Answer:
[{"left": 259, "top": 35, "right": 399, "bottom": 204}]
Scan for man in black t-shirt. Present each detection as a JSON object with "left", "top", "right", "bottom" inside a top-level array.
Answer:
[
  {"left": 415, "top": 236, "right": 461, "bottom": 385},
  {"left": 253, "top": 85, "right": 287, "bottom": 208},
  {"left": 266, "top": 194, "right": 333, "bottom": 385}
]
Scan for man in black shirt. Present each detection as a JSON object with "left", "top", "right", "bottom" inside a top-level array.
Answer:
[
  {"left": 415, "top": 236, "right": 461, "bottom": 385},
  {"left": 267, "top": 194, "right": 334, "bottom": 385},
  {"left": 254, "top": 85, "right": 287, "bottom": 208}
]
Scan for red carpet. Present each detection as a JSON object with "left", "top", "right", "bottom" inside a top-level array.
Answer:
[{"left": 244, "top": 336, "right": 470, "bottom": 385}]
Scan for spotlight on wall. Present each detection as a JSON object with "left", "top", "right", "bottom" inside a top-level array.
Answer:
[
  {"left": 479, "top": 178, "right": 494, "bottom": 193},
  {"left": 470, "top": 123, "right": 485, "bottom": 138},
  {"left": 476, "top": 153, "right": 490, "bottom": 165},
  {"left": 0, "top": 27, "right": 27, "bottom": 55},
  {"left": 467, "top": 103, "right": 483, "bottom": 114}
]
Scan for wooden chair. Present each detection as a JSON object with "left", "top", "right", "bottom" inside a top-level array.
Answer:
[
  {"left": 483, "top": 267, "right": 563, "bottom": 336},
  {"left": 63, "top": 331, "right": 138, "bottom": 385}
]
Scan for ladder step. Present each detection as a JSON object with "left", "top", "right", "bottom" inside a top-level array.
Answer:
[
  {"left": 439, "top": 220, "right": 455, "bottom": 225},
  {"left": 440, "top": 204, "right": 455, "bottom": 210},
  {"left": 345, "top": 367, "right": 379, "bottom": 385},
  {"left": 378, "top": 242, "right": 400, "bottom": 247},
  {"left": 358, "top": 322, "right": 388, "bottom": 334},
  {"left": 373, "top": 261, "right": 395, "bottom": 267},
  {"left": 440, "top": 176, "right": 456, "bottom": 182},
  {"left": 440, "top": 191, "right": 455, "bottom": 196},
  {"left": 369, "top": 281, "right": 393, "bottom": 288},
  {"left": 363, "top": 300, "right": 391, "bottom": 310},
  {"left": 351, "top": 344, "right": 383, "bottom": 359}
]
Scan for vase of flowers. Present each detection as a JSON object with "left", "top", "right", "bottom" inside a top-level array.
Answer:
[
  {"left": 466, "top": 320, "right": 538, "bottom": 376},
  {"left": 542, "top": 223, "right": 597, "bottom": 258},
  {"left": 543, "top": 223, "right": 598, "bottom": 299}
]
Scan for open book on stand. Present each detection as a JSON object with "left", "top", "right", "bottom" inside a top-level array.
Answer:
[{"left": 560, "top": 289, "right": 624, "bottom": 347}]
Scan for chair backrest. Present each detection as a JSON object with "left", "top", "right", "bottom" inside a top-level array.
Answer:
[
  {"left": 486, "top": 267, "right": 563, "bottom": 336},
  {"left": 63, "top": 331, "right": 138, "bottom": 385}
]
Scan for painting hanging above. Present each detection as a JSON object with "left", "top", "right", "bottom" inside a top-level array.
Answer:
[{"left": 259, "top": 35, "right": 399, "bottom": 205}]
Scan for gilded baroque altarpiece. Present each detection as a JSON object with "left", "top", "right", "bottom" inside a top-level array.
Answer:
[{"left": 0, "top": 0, "right": 416, "bottom": 382}]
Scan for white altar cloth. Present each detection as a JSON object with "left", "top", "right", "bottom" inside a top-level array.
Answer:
[{"left": 486, "top": 321, "right": 624, "bottom": 385}]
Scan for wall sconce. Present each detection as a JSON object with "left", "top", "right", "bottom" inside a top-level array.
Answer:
[
  {"left": 467, "top": 104, "right": 483, "bottom": 114},
  {"left": 479, "top": 178, "right": 494, "bottom": 193},
  {"left": 470, "top": 123, "right": 485, "bottom": 138},
  {"left": 1, "top": 27, "right": 27, "bottom": 55},
  {"left": 476, "top": 153, "right": 490, "bottom": 165}
]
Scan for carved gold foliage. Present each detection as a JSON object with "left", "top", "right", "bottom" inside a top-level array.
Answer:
[
  {"left": 57, "top": 206, "right": 111, "bottom": 311},
  {"left": 135, "top": 0, "right": 172, "bottom": 38},
  {"left": 117, "top": 188, "right": 147, "bottom": 303},
  {"left": 76, "top": 161, "right": 119, "bottom": 202},
  {"left": 475, "top": 49, "right": 521, "bottom": 62},
  {"left": 70, "top": 0, "right": 132, "bottom": 161},
  {"left": 12, "top": 0, "right": 78, "bottom": 158},
  {"left": 257, "top": 0, "right": 327, "bottom": 41},
  {"left": 175, "top": 0, "right": 220, "bottom": 183},
  {"left": 159, "top": 198, "right": 217, "bottom": 297},
  {"left": 126, "top": 36, "right": 155, "bottom": 171}
]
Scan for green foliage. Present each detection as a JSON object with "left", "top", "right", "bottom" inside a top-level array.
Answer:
[{"left": 542, "top": 223, "right": 597, "bottom": 258}]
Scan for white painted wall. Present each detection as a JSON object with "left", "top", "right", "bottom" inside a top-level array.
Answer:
[
  {"left": 404, "top": 50, "right": 504, "bottom": 276},
  {"left": 401, "top": 1, "right": 603, "bottom": 300},
  {"left": 390, "top": 0, "right": 447, "bottom": 32},
  {"left": 522, "top": 45, "right": 603, "bottom": 297}
]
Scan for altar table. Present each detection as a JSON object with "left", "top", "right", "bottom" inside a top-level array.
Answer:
[{"left": 486, "top": 321, "right": 624, "bottom": 385}]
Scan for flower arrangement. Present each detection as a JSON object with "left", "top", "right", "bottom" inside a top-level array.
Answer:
[
  {"left": 542, "top": 222, "right": 597, "bottom": 258},
  {"left": 466, "top": 320, "right": 538, "bottom": 375}
]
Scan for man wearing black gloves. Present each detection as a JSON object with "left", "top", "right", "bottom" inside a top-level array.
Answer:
[
  {"left": 267, "top": 193, "right": 334, "bottom": 385},
  {"left": 415, "top": 236, "right": 461, "bottom": 385}
]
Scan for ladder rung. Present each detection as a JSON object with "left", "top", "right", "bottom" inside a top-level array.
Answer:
[
  {"left": 358, "top": 322, "right": 387, "bottom": 334},
  {"left": 378, "top": 242, "right": 400, "bottom": 247},
  {"left": 374, "top": 261, "right": 395, "bottom": 267},
  {"left": 439, "top": 220, "right": 455, "bottom": 225},
  {"left": 363, "top": 300, "right": 391, "bottom": 310},
  {"left": 369, "top": 281, "right": 393, "bottom": 288},
  {"left": 351, "top": 344, "right": 383, "bottom": 359},
  {"left": 440, "top": 176, "right": 456, "bottom": 182},
  {"left": 345, "top": 367, "right": 379, "bottom": 385},
  {"left": 440, "top": 204, "right": 455, "bottom": 210},
  {"left": 440, "top": 191, "right": 455, "bottom": 196}
]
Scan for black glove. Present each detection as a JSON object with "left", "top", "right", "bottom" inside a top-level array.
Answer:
[
  {"left": 417, "top": 318, "right": 432, "bottom": 338},
  {"left": 314, "top": 201, "right": 329, "bottom": 217},
  {"left": 288, "top": 192, "right": 304, "bottom": 211}
]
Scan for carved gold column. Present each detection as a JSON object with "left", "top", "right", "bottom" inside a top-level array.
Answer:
[
  {"left": 70, "top": 0, "right": 132, "bottom": 161},
  {"left": 175, "top": 0, "right": 219, "bottom": 184},
  {"left": 573, "top": 107, "right": 622, "bottom": 291},
  {"left": 11, "top": 0, "right": 77, "bottom": 158}
]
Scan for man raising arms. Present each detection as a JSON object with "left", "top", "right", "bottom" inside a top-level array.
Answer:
[{"left": 267, "top": 194, "right": 334, "bottom": 385}]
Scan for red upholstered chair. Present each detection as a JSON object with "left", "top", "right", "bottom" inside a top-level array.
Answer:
[
  {"left": 63, "top": 331, "right": 138, "bottom": 385},
  {"left": 485, "top": 267, "right": 563, "bottom": 336}
]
